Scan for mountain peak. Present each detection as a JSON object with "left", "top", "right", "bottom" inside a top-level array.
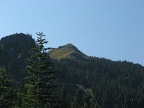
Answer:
[
  {"left": 49, "top": 43, "right": 89, "bottom": 60},
  {"left": 58, "top": 43, "right": 77, "bottom": 49}
]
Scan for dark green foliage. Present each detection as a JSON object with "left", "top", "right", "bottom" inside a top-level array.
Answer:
[
  {"left": 59, "top": 84, "right": 71, "bottom": 108},
  {"left": 72, "top": 88, "right": 83, "bottom": 108},
  {"left": 0, "top": 33, "right": 36, "bottom": 107},
  {"left": 0, "top": 67, "right": 14, "bottom": 107},
  {"left": 22, "top": 32, "right": 59, "bottom": 108},
  {"left": 54, "top": 58, "right": 144, "bottom": 108},
  {"left": 72, "top": 85, "right": 97, "bottom": 108},
  {"left": 0, "top": 33, "right": 36, "bottom": 81},
  {"left": 0, "top": 33, "right": 144, "bottom": 108}
]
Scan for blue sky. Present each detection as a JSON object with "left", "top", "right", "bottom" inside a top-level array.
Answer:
[{"left": 0, "top": 0, "right": 144, "bottom": 66}]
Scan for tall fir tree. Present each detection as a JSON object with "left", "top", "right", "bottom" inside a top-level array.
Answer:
[{"left": 22, "top": 32, "right": 59, "bottom": 108}]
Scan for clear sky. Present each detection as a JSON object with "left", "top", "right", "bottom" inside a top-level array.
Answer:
[{"left": 0, "top": 0, "right": 144, "bottom": 66}]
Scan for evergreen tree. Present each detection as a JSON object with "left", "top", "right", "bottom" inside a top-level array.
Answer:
[
  {"left": 22, "top": 32, "right": 59, "bottom": 108},
  {"left": 0, "top": 67, "right": 14, "bottom": 107}
]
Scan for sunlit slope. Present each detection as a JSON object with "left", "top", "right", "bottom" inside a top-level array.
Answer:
[{"left": 49, "top": 43, "right": 89, "bottom": 60}]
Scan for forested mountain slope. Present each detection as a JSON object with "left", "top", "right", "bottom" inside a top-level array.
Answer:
[
  {"left": 0, "top": 33, "right": 36, "bottom": 81},
  {"left": 50, "top": 43, "right": 144, "bottom": 108},
  {"left": 0, "top": 33, "right": 144, "bottom": 108}
]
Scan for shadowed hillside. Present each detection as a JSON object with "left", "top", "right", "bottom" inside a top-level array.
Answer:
[
  {"left": 48, "top": 43, "right": 144, "bottom": 108},
  {"left": 0, "top": 33, "right": 144, "bottom": 108},
  {"left": 0, "top": 33, "right": 36, "bottom": 81}
]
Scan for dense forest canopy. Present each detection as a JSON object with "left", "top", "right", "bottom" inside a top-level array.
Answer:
[
  {"left": 0, "top": 33, "right": 36, "bottom": 81},
  {"left": 0, "top": 33, "right": 144, "bottom": 108}
]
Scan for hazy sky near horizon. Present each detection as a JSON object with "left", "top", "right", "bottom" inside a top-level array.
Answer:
[{"left": 0, "top": 0, "right": 144, "bottom": 66}]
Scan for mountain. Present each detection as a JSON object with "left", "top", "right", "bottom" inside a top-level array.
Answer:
[
  {"left": 55, "top": 58, "right": 144, "bottom": 108},
  {"left": 49, "top": 43, "right": 89, "bottom": 60},
  {"left": 0, "top": 33, "right": 144, "bottom": 108},
  {"left": 49, "top": 43, "right": 144, "bottom": 108},
  {"left": 0, "top": 33, "right": 36, "bottom": 81}
]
